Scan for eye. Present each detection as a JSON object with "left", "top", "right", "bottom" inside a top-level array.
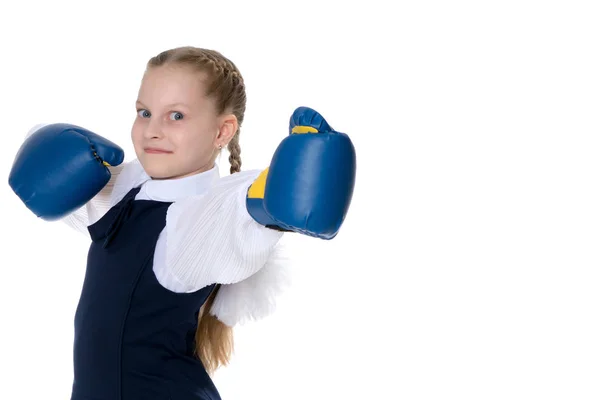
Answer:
[
  {"left": 137, "top": 109, "right": 151, "bottom": 118},
  {"left": 170, "top": 112, "right": 184, "bottom": 121}
]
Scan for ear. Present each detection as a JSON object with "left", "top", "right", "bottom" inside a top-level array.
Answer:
[{"left": 216, "top": 114, "right": 238, "bottom": 146}]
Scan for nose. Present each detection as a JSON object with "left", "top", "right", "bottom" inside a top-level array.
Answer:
[{"left": 144, "top": 118, "right": 165, "bottom": 140}]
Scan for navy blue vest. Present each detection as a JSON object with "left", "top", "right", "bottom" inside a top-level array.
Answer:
[{"left": 71, "top": 187, "right": 220, "bottom": 400}]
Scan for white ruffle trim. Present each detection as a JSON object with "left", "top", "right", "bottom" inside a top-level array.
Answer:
[{"left": 209, "top": 238, "right": 294, "bottom": 327}]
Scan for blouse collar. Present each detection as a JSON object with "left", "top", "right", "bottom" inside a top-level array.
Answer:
[{"left": 138, "top": 164, "right": 221, "bottom": 202}]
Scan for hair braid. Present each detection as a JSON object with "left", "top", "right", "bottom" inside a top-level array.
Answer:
[{"left": 227, "top": 135, "right": 242, "bottom": 174}]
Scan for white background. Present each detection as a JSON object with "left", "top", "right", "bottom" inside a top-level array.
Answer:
[{"left": 1, "top": 1, "right": 599, "bottom": 399}]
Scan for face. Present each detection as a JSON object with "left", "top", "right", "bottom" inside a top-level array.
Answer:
[{"left": 131, "top": 64, "right": 236, "bottom": 179}]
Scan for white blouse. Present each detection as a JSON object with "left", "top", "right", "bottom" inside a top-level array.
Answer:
[{"left": 60, "top": 158, "right": 291, "bottom": 327}]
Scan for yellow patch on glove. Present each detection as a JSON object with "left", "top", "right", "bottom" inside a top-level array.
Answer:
[
  {"left": 247, "top": 168, "right": 269, "bottom": 199},
  {"left": 291, "top": 126, "right": 319, "bottom": 134}
]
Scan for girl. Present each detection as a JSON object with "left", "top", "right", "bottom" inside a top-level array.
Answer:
[
  {"left": 13, "top": 45, "right": 355, "bottom": 400},
  {"left": 35, "top": 46, "right": 285, "bottom": 400}
]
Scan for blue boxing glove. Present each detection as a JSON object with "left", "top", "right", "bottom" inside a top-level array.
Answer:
[
  {"left": 8, "top": 123, "right": 124, "bottom": 221},
  {"left": 246, "top": 106, "right": 356, "bottom": 239}
]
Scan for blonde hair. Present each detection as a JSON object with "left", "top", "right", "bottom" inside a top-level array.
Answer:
[{"left": 146, "top": 46, "right": 246, "bottom": 374}]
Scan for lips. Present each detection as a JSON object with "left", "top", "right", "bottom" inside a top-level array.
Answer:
[{"left": 144, "top": 147, "right": 173, "bottom": 154}]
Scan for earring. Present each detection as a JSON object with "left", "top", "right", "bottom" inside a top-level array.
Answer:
[{"left": 218, "top": 144, "right": 223, "bottom": 149}]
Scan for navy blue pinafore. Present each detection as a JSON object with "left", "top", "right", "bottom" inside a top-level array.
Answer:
[{"left": 71, "top": 187, "right": 220, "bottom": 400}]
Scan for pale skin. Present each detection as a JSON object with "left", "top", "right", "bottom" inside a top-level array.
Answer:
[{"left": 131, "top": 64, "right": 238, "bottom": 180}]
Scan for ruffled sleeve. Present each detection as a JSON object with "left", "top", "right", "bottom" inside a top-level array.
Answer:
[{"left": 165, "top": 169, "right": 292, "bottom": 326}]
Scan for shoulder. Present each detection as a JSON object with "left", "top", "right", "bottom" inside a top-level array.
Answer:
[
  {"left": 165, "top": 168, "right": 273, "bottom": 239},
  {"left": 211, "top": 169, "right": 263, "bottom": 191},
  {"left": 167, "top": 168, "right": 262, "bottom": 217}
]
